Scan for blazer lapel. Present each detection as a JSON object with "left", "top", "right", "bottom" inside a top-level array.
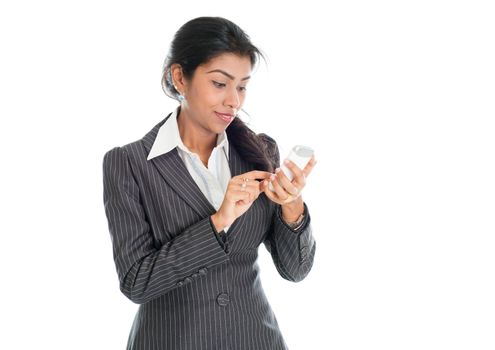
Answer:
[{"left": 141, "top": 114, "right": 251, "bottom": 235}]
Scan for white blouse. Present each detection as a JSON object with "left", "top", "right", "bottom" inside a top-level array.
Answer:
[{"left": 147, "top": 106, "right": 232, "bottom": 232}]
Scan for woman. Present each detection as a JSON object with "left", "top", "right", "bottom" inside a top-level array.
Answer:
[{"left": 102, "top": 16, "right": 317, "bottom": 350}]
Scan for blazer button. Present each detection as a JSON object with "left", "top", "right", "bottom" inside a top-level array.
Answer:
[
  {"left": 198, "top": 268, "right": 207, "bottom": 275},
  {"left": 191, "top": 273, "right": 199, "bottom": 278},
  {"left": 216, "top": 293, "right": 230, "bottom": 307},
  {"left": 184, "top": 277, "right": 193, "bottom": 284},
  {"left": 176, "top": 281, "right": 184, "bottom": 287},
  {"left": 300, "top": 247, "right": 308, "bottom": 256}
]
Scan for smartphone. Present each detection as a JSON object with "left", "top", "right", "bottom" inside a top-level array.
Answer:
[{"left": 268, "top": 145, "right": 314, "bottom": 192}]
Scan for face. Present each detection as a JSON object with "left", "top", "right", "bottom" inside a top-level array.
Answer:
[{"left": 173, "top": 53, "right": 252, "bottom": 134}]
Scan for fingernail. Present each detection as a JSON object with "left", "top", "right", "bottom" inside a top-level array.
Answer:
[
  {"left": 275, "top": 168, "right": 280, "bottom": 173},
  {"left": 270, "top": 174, "right": 275, "bottom": 180},
  {"left": 284, "top": 159, "right": 290, "bottom": 165}
]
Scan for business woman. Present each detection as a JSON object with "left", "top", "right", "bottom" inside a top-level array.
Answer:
[{"left": 102, "top": 16, "right": 317, "bottom": 350}]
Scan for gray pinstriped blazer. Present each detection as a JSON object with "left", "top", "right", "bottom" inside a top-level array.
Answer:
[{"left": 102, "top": 113, "right": 316, "bottom": 350}]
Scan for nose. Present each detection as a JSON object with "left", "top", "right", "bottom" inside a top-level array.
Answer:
[{"left": 225, "top": 87, "right": 241, "bottom": 111}]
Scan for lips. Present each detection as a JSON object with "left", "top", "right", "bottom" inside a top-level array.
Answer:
[{"left": 215, "top": 112, "right": 234, "bottom": 123}]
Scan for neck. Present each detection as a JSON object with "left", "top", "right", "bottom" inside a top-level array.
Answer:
[{"left": 177, "top": 106, "right": 217, "bottom": 155}]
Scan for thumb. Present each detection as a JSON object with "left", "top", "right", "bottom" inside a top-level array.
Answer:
[{"left": 260, "top": 179, "right": 268, "bottom": 190}]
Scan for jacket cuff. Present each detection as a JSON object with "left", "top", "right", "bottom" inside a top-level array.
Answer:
[
  {"left": 277, "top": 201, "right": 310, "bottom": 233},
  {"left": 209, "top": 216, "right": 229, "bottom": 252}
]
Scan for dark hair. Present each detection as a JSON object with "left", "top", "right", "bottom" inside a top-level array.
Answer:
[{"left": 161, "top": 16, "right": 278, "bottom": 173}]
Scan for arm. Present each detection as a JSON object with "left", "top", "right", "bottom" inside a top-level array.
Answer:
[
  {"left": 264, "top": 200, "right": 316, "bottom": 282},
  {"left": 102, "top": 146, "right": 230, "bottom": 304},
  {"left": 258, "top": 134, "right": 317, "bottom": 282},
  {"left": 210, "top": 215, "right": 229, "bottom": 251}
]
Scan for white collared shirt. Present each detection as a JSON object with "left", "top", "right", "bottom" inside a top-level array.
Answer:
[{"left": 147, "top": 106, "right": 232, "bottom": 232}]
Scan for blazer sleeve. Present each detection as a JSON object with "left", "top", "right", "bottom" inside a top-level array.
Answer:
[
  {"left": 102, "top": 146, "right": 230, "bottom": 304},
  {"left": 258, "top": 133, "right": 317, "bottom": 282}
]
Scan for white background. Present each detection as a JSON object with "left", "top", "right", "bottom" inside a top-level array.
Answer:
[{"left": 1, "top": 1, "right": 494, "bottom": 349}]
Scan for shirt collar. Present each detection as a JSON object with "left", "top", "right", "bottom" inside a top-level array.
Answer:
[{"left": 147, "top": 106, "right": 229, "bottom": 161}]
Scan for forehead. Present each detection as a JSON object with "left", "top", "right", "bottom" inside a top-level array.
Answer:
[{"left": 197, "top": 53, "right": 252, "bottom": 78}]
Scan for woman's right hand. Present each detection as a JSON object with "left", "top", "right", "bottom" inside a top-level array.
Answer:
[{"left": 211, "top": 170, "right": 273, "bottom": 232}]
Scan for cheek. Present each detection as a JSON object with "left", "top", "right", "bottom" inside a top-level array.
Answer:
[
  {"left": 186, "top": 89, "right": 208, "bottom": 111},
  {"left": 203, "top": 89, "right": 225, "bottom": 108},
  {"left": 194, "top": 83, "right": 219, "bottom": 103},
  {"left": 205, "top": 89, "right": 221, "bottom": 103}
]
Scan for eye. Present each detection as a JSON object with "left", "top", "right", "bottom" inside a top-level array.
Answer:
[
  {"left": 213, "top": 81, "right": 247, "bottom": 92},
  {"left": 212, "top": 81, "right": 226, "bottom": 88}
]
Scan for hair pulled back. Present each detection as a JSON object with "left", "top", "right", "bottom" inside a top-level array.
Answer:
[{"left": 161, "top": 16, "right": 278, "bottom": 172}]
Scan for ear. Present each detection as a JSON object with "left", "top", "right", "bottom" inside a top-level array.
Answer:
[{"left": 171, "top": 63, "right": 187, "bottom": 92}]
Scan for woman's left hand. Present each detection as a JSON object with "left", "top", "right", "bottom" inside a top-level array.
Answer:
[{"left": 260, "top": 155, "right": 317, "bottom": 205}]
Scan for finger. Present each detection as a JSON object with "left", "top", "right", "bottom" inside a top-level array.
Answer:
[
  {"left": 243, "top": 181, "right": 261, "bottom": 199},
  {"left": 302, "top": 154, "right": 317, "bottom": 177},
  {"left": 235, "top": 177, "right": 261, "bottom": 185},
  {"left": 262, "top": 183, "right": 280, "bottom": 203},
  {"left": 274, "top": 168, "right": 300, "bottom": 196},
  {"left": 282, "top": 160, "right": 306, "bottom": 187},
  {"left": 230, "top": 188, "right": 253, "bottom": 203},
  {"left": 259, "top": 179, "right": 269, "bottom": 192},
  {"left": 260, "top": 179, "right": 272, "bottom": 195},
  {"left": 268, "top": 173, "right": 290, "bottom": 201},
  {"left": 239, "top": 170, "right": 273, "bottom": 180},
  {"left": 233, "top": 179, "right": 261, "bottom": 201},
  {"left": 232, "top": 177, "right": 261, "bottom": 197}
]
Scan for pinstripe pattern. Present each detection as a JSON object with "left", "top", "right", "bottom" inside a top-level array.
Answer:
[{"left": 102, "top": 113, "right": 316, "bottom": 350}]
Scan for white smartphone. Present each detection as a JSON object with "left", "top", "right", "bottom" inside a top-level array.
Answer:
[{"left": 268, "top": 145, "right": 314, "bottom": 192}]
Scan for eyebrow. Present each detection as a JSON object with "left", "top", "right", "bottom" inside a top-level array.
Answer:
[{"left": 206, "top": 69, "right": 251, "bottom": 81}]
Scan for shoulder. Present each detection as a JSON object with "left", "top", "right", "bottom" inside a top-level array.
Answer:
[
  {"left": 102, "top": 140, "right": 142, "bottom": 162},
  {"left": 103, "top": 114, "right": 171, "bottom": 163},
  {"left": 257, "top": 132, "right": 277, "bottom": 146}
]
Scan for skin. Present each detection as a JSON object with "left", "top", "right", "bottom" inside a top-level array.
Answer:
[
  {"left": 170, "top": 53, "right": 317, "bottom": 232},
  {"left": 171, "top": 52, "right": 251, "bottom": 164}
]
